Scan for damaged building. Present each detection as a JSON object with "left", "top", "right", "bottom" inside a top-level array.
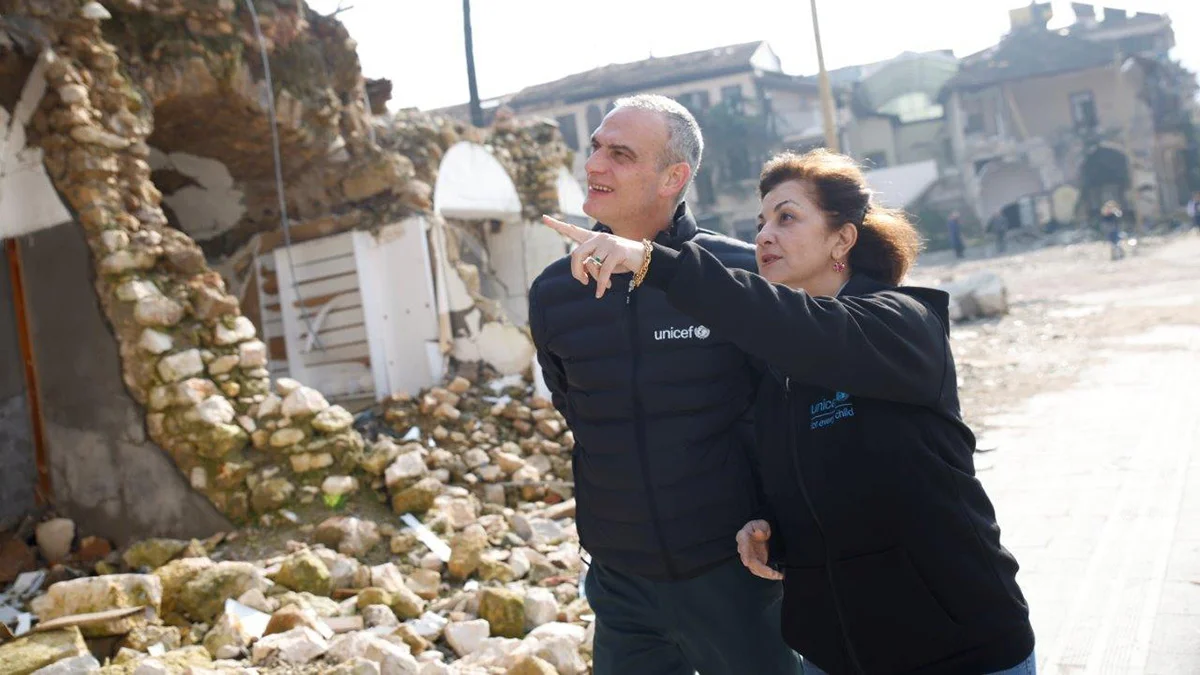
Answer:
[
  {"left": 0, "top": 0, "right": 582, "bottom": 548},
  {"left": 942, "top": 3, "right": 1197, "bottom": 231}
]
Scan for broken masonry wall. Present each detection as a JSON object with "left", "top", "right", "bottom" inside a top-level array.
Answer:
[
  {"left": 18, "top": 222, "right": 229, "bottom": 546},
  {"left": 11, "top": 3, "right": 368, "bottom": 528},
  {"left": 0, "top": 243, "right": 37, "bottom": 532}
]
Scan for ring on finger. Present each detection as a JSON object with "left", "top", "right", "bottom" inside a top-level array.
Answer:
[{"left": 586, "top": 255, "right": 604, "bottom": 266}]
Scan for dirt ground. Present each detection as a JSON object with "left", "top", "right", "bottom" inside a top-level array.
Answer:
[{"left": 908, "top": 230, "right": 1200, "bottom": 446}]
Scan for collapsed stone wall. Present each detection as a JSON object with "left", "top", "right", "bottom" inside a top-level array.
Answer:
[{"left": 3, "top": 0, "right": 369, "bottom": 526}]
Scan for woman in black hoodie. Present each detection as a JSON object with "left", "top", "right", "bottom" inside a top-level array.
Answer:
[{"left": 543, "top": 149, "right": 1035, "bottom": 675}]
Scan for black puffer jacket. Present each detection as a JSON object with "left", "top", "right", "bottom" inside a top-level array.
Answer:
[{"left": 528, "top": 204, "right": 762, "bottom": 581}]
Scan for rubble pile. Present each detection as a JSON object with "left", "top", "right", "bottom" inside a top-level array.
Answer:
[
  {"left": 1, "top": 0, "right": 578, "bottom": 531},
  {"left": 2, "top": 0, "right": 592, "bottom": 668},
  {"left": 2, "top": 375, "right": 593, "bottom": 674}
]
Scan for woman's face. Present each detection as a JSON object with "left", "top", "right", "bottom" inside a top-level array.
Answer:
[{"left": 755, "top": 179, "right": 854, "bottom": 294}]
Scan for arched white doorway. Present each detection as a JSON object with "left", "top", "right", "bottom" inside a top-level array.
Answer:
[{"left": 433, "top": 142, "right": 523, "bottom": 220}]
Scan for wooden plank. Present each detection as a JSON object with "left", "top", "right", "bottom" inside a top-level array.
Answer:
[
  {"left": 289, "top": 275, "right": 359, "bottom": 305},
  {"left": 302, "top": 324, "right": 367, "bottom": 350},
  {"left": 303, "top": 362, "right": 372, "bottom": 380},
  {"left": 32, "top": 606, "right": 150, "bottom": 633},
  {"left": 254, "top": 251, "right": 288, "bottom": 379},
  {"left": 255, "top": 216, "right": 363, "bottom": 255},
  {"left": 298, "top": 309, "right": 365, "bottom": 338},
  {"left": 353, "top": 231, "right": 391, "bottom": 401},
  {"left": 299, "top": 342, "right": 371, "bottom": 368},
  {"left": 263, "top": 318, "right": 284, "bottom": 340},
  {"left": 293, "top": 290, "right": 362, "bottom": 312},
  {"left": 275, "top": 232, "right": 354, "bottom": 266},
  {"left": 272, "top": 249, "right": 309, "bottom": 384},
  {"left": 366, "top": 218, "right": 440, "bottom": 397},
  {"left": 293, "top": 253, "right": 355, "bottom": 282},
  {"left": 268, "top": 336, "right": 287, "bottom": 361}
]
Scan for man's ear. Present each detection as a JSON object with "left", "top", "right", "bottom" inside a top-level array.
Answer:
[{"left": 660, "top": 162, "right": 692, "bottom": 200}]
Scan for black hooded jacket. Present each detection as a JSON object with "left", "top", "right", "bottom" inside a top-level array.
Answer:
[{"left": 641, "top": 240, "right": 1035, "bottom": 675}]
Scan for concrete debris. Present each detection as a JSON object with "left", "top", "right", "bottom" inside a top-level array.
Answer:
[
  {"left": 30, "top": 574, "right": 161, "bottom": 637},
  {"left": 0, "top": 627, "right": 89, "bottom": 675},
  {"left": 27, "top": 652, "right": 101, "bottom": 674},
  {"left": 444, "top": 618, "right": 490, "bottom": 657},
  {"left": 33, "top": 520, "right": 75, "bottom": 566},
  {"left": 937, "top": 271, "right": 1010, "bottom": 322},
  {"left": 250, "top": 626, "right": 329, "bottom": 665},
  {"left": 0, "top": 0, "right": 590, "bottom": 669}
]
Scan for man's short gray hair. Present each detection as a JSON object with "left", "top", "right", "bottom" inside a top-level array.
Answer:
[{"left": 611, "top": 94, "right": 704, "bottom": 204}]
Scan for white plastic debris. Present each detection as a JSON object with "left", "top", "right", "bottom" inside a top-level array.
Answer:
[
  {"left": 487, "top": 375, "right": 524, "bottom": 394},
  {"left": 1, "top": 571, "right": 46, "bottom": 637},
  {"left": 400, "top": 513, "right": 451, "bottom": 562},
  {"left": 402, "top": 426, "right": 421, "bottom": 442}
]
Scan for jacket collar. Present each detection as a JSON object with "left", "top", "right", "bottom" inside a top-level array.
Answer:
[
  {"left": 840, "top": 273, "right": 953, "bottom": 336},
  {"left": 593, "top": 202, "right": 698, "bottom": 247},
  {"left": 837, "top": 273, "right": 892, "bottom": 298}
]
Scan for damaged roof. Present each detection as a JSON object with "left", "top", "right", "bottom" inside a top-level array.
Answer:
[
  {"left": 506, "top": 41, "right": 767, "bottom": 108},
  {"left": 943, "top": 28, "right": 1117, "bottom": 92},
  {"left": 501, "top": 41, "right": 771, "bottom": 109}
]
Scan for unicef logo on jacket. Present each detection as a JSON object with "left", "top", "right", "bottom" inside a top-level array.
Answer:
[
  {"left": 810, "top": 391, "right": 855, "bottom": 430},
  {"left": 654, "top": 325, "right": 711, "bottom": 341}
]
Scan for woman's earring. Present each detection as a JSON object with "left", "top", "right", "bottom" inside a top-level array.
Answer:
[{"left": 833, "top": 260, "right": 847, "bottom": 272}]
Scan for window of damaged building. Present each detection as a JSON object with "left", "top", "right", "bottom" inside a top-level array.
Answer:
[
  {"left": 555, "top": 113, "right": 580, "bottom": 151},
  {"left": 1070, "top": 90, "right": 1099, "bottom": 130}
]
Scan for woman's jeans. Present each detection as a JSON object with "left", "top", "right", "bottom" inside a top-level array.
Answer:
[{"left": 802, "top": 649, "right": 1036, "bottom": 675}]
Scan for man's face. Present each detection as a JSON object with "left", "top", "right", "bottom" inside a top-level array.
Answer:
[{"left": 583, "top": 107, "right": 672, "bottom": 226}]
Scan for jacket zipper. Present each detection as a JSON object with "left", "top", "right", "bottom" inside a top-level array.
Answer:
[
  {"left": 784, "top": 376, "right": 867, "bottom": 675},
  {"left": 629, "top": 281, "right": 678, "bottom": 578}
]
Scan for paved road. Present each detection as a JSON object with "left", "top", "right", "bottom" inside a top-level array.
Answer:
[{"left": 976, "top": 319, "right": 1200, "bottom": 674}]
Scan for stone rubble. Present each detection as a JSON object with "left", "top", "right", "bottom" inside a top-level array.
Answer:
[
  {"left": 0, "top": 0, "right": 590, "bottom": 670},
  {"left": 3, "top": 376, "right": 593, "bottom": 673}
]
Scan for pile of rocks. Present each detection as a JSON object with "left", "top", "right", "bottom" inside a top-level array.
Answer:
[{"left": 2, "top": 375, "right": 590, "bottom": 673}]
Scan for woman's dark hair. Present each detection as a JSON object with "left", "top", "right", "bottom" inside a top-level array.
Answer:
[{"left": 758, "top": 149, "right": 923, "bottom": 285}]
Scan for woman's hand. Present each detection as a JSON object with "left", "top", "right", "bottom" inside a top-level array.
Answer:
[
  {"left": 542, "top": 215, "right": 646, "bottom": 299},
  {"left": 736, "top": 520, "right": 783, "bottom": 581}
]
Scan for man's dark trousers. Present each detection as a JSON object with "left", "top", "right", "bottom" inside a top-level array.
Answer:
[{"left": 585, "top": 557, "right": 803, "bottom": 675}]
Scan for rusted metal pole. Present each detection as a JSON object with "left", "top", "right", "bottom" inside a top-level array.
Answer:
[{"left": 5, "top": 238, "right": 52, "bottom": 506}]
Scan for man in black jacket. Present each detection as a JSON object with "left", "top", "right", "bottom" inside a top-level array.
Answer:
[{"left": 528, "top": 95, "right": 802, "bottom": 675}]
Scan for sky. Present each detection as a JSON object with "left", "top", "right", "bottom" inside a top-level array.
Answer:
[{"left": 306, "top": 0, "right": 1200, "bottom": 112}]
